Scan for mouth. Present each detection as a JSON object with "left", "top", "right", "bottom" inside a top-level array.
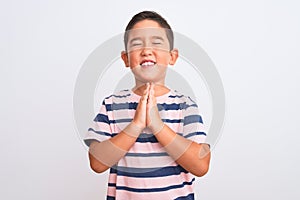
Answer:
[{"left": 140, "top": 60, "right": 156, "bottom": 67}]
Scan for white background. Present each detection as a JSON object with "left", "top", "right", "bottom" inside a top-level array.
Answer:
[{"left": 1, "top": 0, "right": 300, "bottom": 199}]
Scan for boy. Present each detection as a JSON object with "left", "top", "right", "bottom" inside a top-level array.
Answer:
[{"left": 85, "top": 11, "right": 211, "bottom": 200}]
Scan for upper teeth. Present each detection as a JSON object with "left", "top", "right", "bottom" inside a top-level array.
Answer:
[{"left": 141, "top": 61, "right": 155, "bottom": 66}]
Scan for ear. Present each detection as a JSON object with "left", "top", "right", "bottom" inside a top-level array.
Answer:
[
  {"left": 121, "top": 51, "right": 130, "bottom": 67},
  {"left": 169, "top": 48, "right": 179, "bottom": 65}
]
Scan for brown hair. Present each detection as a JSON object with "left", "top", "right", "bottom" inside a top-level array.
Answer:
[{"left": 124, "top": 11, "right": 174, "bottom": 51}]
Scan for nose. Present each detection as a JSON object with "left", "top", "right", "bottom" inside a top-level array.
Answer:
[{"left": 140, "top": 46, "right": 153, "bottom": 56}]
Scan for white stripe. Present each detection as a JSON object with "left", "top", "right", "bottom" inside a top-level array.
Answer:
[{"left": 118, "top": 155, "right": 176, "bottom": 168}]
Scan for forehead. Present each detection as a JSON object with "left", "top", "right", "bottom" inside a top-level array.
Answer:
[
  {"left": 132, "top": 19, "right": 162, "bottom": 29},
  {"left": 127, "top": 19, "right": 168, "bottom": 40},
  {"left": 127, "top": 28, "right": 168, "bottom": 41}
]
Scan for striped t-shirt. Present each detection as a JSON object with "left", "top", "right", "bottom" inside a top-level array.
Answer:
[{"left": 85, "top": 89, "right": 207, "bottom": 200}]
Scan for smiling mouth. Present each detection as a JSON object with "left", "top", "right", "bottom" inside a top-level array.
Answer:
[{"left": 140, "top": 61, "right": 156, "bottom": 67}]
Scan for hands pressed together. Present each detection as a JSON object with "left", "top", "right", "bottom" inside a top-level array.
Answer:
[{"left": 129, "top": 82, "right": 165, "bottom": 136}]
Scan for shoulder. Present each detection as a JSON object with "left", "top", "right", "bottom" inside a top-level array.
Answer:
[
  {"left": 168, "top": 89, "right": 198, "bottom": 106},
  {"left": 105, "top": 89, "right": 131, "bottom": 99},
  {"left": 102, "top": 89, "right": 132, "bottom": 104}
]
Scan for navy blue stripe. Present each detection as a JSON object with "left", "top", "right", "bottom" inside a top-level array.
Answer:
[
  {"left": 157, "top": 103, "right": 182, "bottom": 111},
  {"left": 94, "top": 118, "right": 186, "bottom": 125},
  {"left": 106, "top": 102, "right": 137, "bottom": 111},
  {"left": 105, "top": 103, "right": 197, "bottom": 112},
  {"left": 126, "top": 152, "right": 169, "bottom": 157},
  {"left": 88, "top": 128, "right": 112, "bottom": 137},
  {"left": 106, "top": 93, "right": 131, "bottom": 99},
  {"left": 110, "top": 133, "right": 158, "bottom": 143},
  {"left": 136, "top": 134, "right": 158, "bottom": 143},
  {"left": 184, "top": 131, "right": 206, "bottom": 138},
  {"left": 138, "top": 133, "right": 154, "bottom": 138},
  {"left": 84, "top": 139, "right": 96, "bottom": 147},
  {"left": 181, "top": 102, "right": 196, "bottom": 110},
  {"left": 106, "top": 196, "right": 115, "bottom": 200},
  {"left": 105, "top": 102, "right": 190, "bottom": 111},
  {"left": 109, "top": 118, "right": 132, "bottom": 124},
  {"left": 169, "top": 94, "right": 184, "bottom": 98},
  {"left": 110, "top": 165, "right": 188, "bottom": 178},
  {"left": 106, "top": 118, "right": 182, "bottom": 125},
  {"left": 111, "top": 133, "right": 118, "bottom": 137},
  {"left": 174, "top": 193, "right": 195, "bottom": 200},
  {"left": 163, "top": 119, "right": 182, "bottom": 123},
  {"left": 184, "top": 115, "right": 203, "bottom": 125},
  {"left": 94, "top": 113, "right": 109, "bottom": 123},
  {"left": 113, "top": 178, "right": 195, "bottom": 193},
  {"left": 187, "top": 96, "right": 197, "bottom": 104},
  {"left": 185, "top": 103, "right": 198, "bottom": 109},
  {"left": 190, "top": 103, "right": 198, "bottom": 108}
]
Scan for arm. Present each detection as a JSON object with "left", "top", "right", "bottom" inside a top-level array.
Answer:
[
  {"left": 147, "top": 83, "right": 211, "bottom": 177},
  {"left": 88, "top": 84, "right": 150, "bottom": 173},
  {"left": 88, "top": 127, "right": 140, "bottom": 173},
  {"left": 154, "top": 126, "right": 211, "bottom": 177}
]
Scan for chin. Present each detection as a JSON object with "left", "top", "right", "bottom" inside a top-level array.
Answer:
[{"left": 136, "top": 77, "right": 158, "bottom": 84}]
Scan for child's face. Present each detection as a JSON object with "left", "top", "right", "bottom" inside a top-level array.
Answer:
[{"left": 121, "top": 20, "right": 178, "bottom": 85}]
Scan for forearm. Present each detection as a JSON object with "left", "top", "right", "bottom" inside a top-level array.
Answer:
[
  {"left": 155, "top": 125, "right": 211, "bottom": 177},
  {"left": 89, "top": 123, "right": 142, "bottom": 173}
]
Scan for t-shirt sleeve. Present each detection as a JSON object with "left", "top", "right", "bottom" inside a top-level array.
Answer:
[
  {"left": 84, "top": 99, "right": 113, "bottom": 147},
  {"left": 182, "top": 96, "right": 207, "bottom": 144}
]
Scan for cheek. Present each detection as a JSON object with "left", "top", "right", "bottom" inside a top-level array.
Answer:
[
  {"left": 156, "top": 54, "right": 170, "bottom": 65},
  {"left": 127, "top": 53, "right": 142, "bottom": 67},
  {"left": 128, "top": 52, "right": 139, "bottom": 63}
]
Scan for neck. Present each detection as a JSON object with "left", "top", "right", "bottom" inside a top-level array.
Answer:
[{"left": 133, "top": 80, "right": 170, "bottom": 97}]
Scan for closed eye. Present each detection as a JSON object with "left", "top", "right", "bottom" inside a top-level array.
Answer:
[
  {"left": 129, "top": 38, "right": 143, "bottom": 47},
  {"left": 131, "top": 42, "right": 142, "bottom": 46},
  {"left": 152, "top": 42, "right": 162, "bottom": 45},
  {"left": 152, "top": 39, "right": 163, "bottom": 45}
]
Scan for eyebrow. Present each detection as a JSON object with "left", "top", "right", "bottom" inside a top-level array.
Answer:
[{"left": 151, "top": 36, "right": 165, "bottom": 41}]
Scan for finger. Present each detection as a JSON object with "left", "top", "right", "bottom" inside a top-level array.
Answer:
[
  {"left": 148, "top": 90, "right": 154, "bottom": 107},
  {"left": 140, "top": 85, "right": 149, "bottom": 101},
  {"left": 143, "top": 88, "right": 149, "bottom": 102},
  {"left": 146, "top": 83, "right": 151, "bottom": 100},
  {"left": 149, "top": 83, "right": 156, "bottom": 104},
  {"left": 150, "top": 82, "right": 155, "bottom": 95},
  {"left": 146, "top": 82, "right": 150, "bottom": 90}
]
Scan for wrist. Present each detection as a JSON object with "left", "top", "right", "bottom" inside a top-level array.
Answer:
[
  {"left": 149, "top": 120, "right": 164, "bottom": 135},
  {"left": 123, "top": 121, "right": 144, "bottom": 138}
]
